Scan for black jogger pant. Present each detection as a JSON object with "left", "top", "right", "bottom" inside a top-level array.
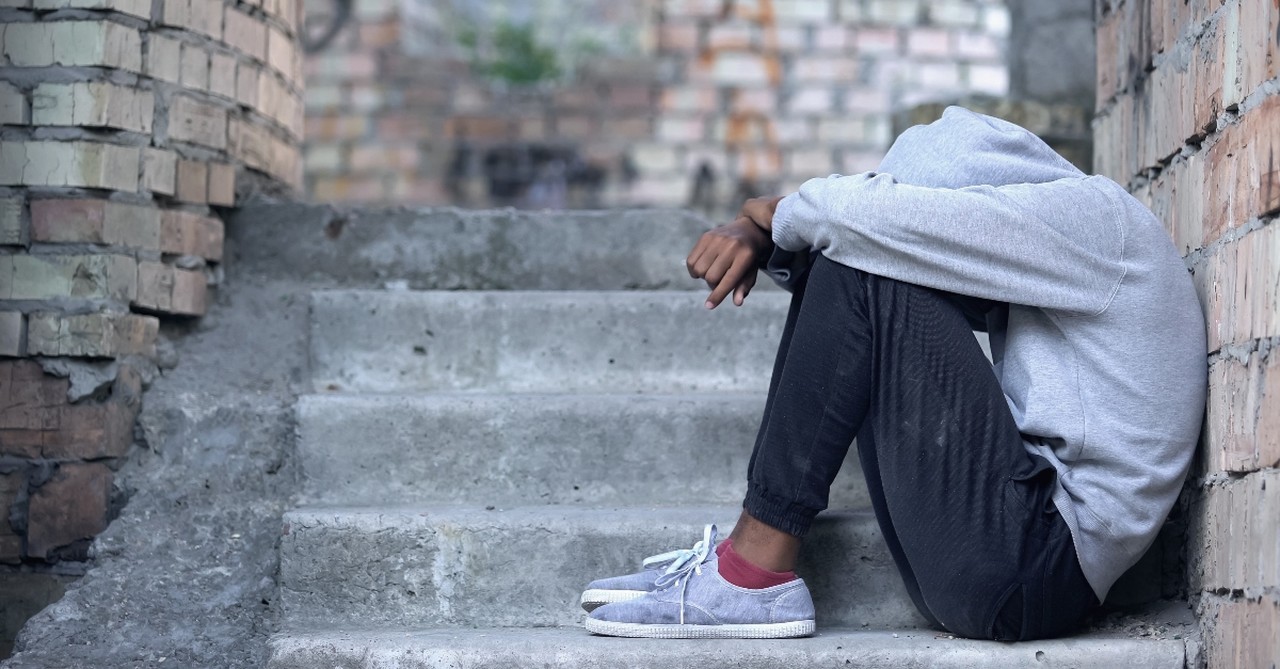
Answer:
[{"left": 742, "top": 254, "right": 1098, "bottom": 641}]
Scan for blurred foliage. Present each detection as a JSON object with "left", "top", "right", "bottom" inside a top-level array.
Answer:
[{"left": 458, "top": 20, "right": 562, "bottom": 85}]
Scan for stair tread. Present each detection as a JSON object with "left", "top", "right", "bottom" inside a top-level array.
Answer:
[{"left": 269, "top": 625, "right": 1187, "bottom": 669}]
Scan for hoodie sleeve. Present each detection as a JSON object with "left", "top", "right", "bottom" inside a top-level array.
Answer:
[{"left": 772, "top": 172, "right": 1129, "bottom": 315}]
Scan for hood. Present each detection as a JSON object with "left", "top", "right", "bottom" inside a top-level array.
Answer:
[{"left": 877, "top": 106, "right": 1084, "bottom": 189}]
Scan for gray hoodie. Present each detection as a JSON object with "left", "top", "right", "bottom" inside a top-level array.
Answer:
[{"left": 767, "top": 106, "right": 1207, "bottom": 602}]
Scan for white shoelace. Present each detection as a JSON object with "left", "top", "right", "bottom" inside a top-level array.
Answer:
[{"left": 648, "top": 524, "right": 718, "bottom": 624}]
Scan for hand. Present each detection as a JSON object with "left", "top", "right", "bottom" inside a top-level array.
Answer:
[
  {"left": 738, "top": 195, "right": 785, "bottom": 233},
  {"left": 686, "top": 217, "right": 773, "bottom": 309}
]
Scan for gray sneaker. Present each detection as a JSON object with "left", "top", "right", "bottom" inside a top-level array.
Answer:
[
  {"left": 580, "top": 524, "right": 721, "bottom": 612},
  {"left": 584, "top": 547, "right": 815, "bottom": 638}
]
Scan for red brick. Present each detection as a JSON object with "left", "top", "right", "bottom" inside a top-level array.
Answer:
[
  {"left": 223, "top": 7, "right": 267, "bottom": 61},
  {"left": 26, "top": 463, "right": 113, "bottom": 559},
  {"left": 306, "top": 115, "right": 370, "bottom": 141},
  {"left": 377, "top": 115, "right": 435, "bottom": 141},
  {"left": 444, "top": 116, "right": 512, "bottom": 141},
  {"left": 1095, "top": 10, "right": 1122, "bottom": 110},
  {"left": 0, "top": 469, "right": 22, "bottom": 564},
  {"left": 609, "top": 85, "right": 654, "bottom": 110},
  {"left": 160, "top": 210, "right": 224, "bottom": 261},
  {"left": 0, "top": 362, "right": 139, "bottom": 460},
  {"left": 707, "top": 22, "right": 755, "bottom": 51},
  {"left": 1233, "top": 0, "right": 1280, "bottom": 109},
  {"left": 349, "top": 145, "right": 420, "bottom": 172},
  {"left": 168, "top": 96, "right": 228, "bottom": 150}
]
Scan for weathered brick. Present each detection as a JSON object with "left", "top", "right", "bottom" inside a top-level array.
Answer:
[
  {"left": 813, "top": 26, "right": 850, "bottom": 52},
  {"left": 33, "top": 0, "right": 149, "bottom": 18},
  {"left": 167, "top": 96, "right": 227, "bottom": 149},
  {"left": 141, "top": 147, "right": 177, "bottom": 196},
  {"left": 0, "top": 196, "right": 22, "bottom": 246},
  {"left": 792, "top": 55, "right": 859, "bottom": 83},
  {"left": 0, "top": 469, "right": 22, "bottom": 563},
  {"left": 702, "top": 52, "right": 778, "bottom": 86},
  {"left": 209, "top": 52, "right": 238, "bottom": 98},
  {"left": 2, "top": 254, "right": 137, "bottom": 301},
  {"left": 1206, "top": 348, "right": 1280, "bottom": 473},
  {"left": 257, "top": 73, "right": 302, "bottom": 137},
  {"left": 170, "top": 266, "right": 207, "bottom": 315},
  {"left": 852, "top": 27, "right": 899, "bottom": 53},
  {"left": 180, "top": 42, "right": 209, "bottom": 90},
  {"left": 1, "top": 20, "right": 142, "bottom": 72},
  {"left": 30, "top": 199, "right": 161, "bottom": 250},
  {"left": 772, "top": 0, "right": 832, "bottom": 22},
  {"left": 1200, "top": 594, "right": 1280, "bottom": 669},
  {"left": 1206, "top": 97, "right": 1280, "bottom": 241},
  {"left": 349, "top": 145, "right": 419, "bottom": 172},
  {"left": 787, "top": 146, "right": 836, "bottom": 176},
  {"left": 931, "top": 0, "right": 980, "bottom": 28},
  {"left": 0, "top": 311, "right": 23, "bottom": 357},
  {"left": 967, "top": 64, "right": 1008, "bottom": 95},
  {"left": 788, "top": 88, "right": 834, "bottom": 114},
  {"left": 657, "top": 117, "right": 706, "bottom": 143},
  {"left": 1193, "top": 470, "right": 1280, "bottom": 592},
  {"left": 26, "top": 463, "right": 113, "bottom": 559},
  {"left": 227, "top": 117, "right": 301, "bottom": 186},
  {"left": 160, "top": 0, "right": 220, "bottom": 38},
  {"left": 223, "top": 8, "right": 267, "bottom": 61},
  {"left": 817, "top": 117, "right": 871, "bottom": 143},
  {"left": 867, "top": 0, "right": 921, "bottom": 25},
  {"left": 0, "top": 141, "right": 139, "bottom": 191},
  {"left": 146, "top": 33, "right": 182, "bottom": 83},
  {"left": 659, "top": 22, "right": 700, "bottom": 52},
  {"left": 175, "top": 159, "right": 209, "bottom": 204},
  {"left": 160, "top": 210, "right": 224, "bottom": 261},
  {"left": 629, "top": 143, "right": 680, "bottom": 174},
  {"left": 31, "top": 82, "right": 154, "bottom": 134},
  {"left": 26, "top": 310, "right": 156, "bottom": 358},
  {"left": 236, "top": 62, "right": 261, "bottom": 108},
  {"left": 135, "top": 261, "right": 207, "bottom": 315},
  {"left": 266, "top": 25, "right": 295, "bottom": 79},
  {"left": 1231, "top": 0, "right": 1280, "bottom": 110},
  {"left": 207, "top": 163, "right": 236, "bottom": 206},
  {"left": 907, "top": 29, "right": 951, "bottom": 57},
  {"left": 0, "top": 81, "right": 25, "bottom": 125}
]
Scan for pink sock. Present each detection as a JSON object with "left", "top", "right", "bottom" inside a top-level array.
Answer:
[{"left": 716, "top": 541, "right": 796, "bottom": 589}]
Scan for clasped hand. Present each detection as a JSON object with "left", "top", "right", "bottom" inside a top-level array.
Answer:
[{"left": 685, "top": 196, "right": 784, "bottom": 309}]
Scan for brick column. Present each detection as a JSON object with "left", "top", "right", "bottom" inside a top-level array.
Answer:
[
  {"left": 1095, "top": 1, "right": 1280, "bottom": 666},
  {"left": 0, "top": 0, "right": 303, "bottom": 564}
]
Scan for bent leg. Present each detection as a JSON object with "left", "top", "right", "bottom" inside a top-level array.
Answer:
[{"left": 743, "top": 254, "right": 1094, "bottom": 639}]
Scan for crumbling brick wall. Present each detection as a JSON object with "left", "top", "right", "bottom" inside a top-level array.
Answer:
[
  {"left": 1094, "top": 1, "right": 1279, "bottom": 665},
  {"left": 303, "top": 0, "right": 1011, "bottom": 212},
  {"left": 0, "top": 0, "right": 303, "bottom": 565}
]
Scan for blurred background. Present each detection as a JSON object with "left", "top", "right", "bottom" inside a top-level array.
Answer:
[{"left": 297, "top": 0, "right": 1091, "bottom": 215}]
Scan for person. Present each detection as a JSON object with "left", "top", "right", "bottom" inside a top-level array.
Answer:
[{"left": 578, "top": 107, "right": 1207, "bottom": 641}]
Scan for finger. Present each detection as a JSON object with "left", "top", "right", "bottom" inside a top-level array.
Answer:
[
  {"left": 706, "top": 251, "right": 753, "bottom": 309},
  {"left": 733, "top": 269, "right": 757, "bottom": 306},
  {"left": 701, "top": 247, "right": 737, "bottom": 288},
  {"left": 686, "top": 235, "right": 710, "bottom": 278}
]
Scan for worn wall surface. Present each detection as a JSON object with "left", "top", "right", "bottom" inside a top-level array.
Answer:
[
  {"left": 303, "top": 0, "right": 1011, "bottom": 213},
  {"left": 1094, "top": 1, "right": 1280, "bottom": 666},
  {"left": 0, "top": 0, "right": 303, "bottom": 567}
]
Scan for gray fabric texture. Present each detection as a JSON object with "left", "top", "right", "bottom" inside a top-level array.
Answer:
[{"left": 766, "top": 106, "right": 1207, "bottom": 602}]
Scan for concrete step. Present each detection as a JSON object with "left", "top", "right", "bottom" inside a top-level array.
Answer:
[
  {"left": 295, "top": 392, "right": 868, "bottom": 508},
  {"left": 278, "top": 505, "right": 924, "bottom": 630},
  {"left": 268, "top": 626, "right": 1188, "bottom": 669},
  {"left": 228, "top": 204, "right": 721, "bottom": 291},
  {"left": 309, "top": 291, "right": 789, "bottom": 394}
]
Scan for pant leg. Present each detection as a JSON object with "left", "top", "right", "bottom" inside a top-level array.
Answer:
[{"left": 744, "top": 254, "right": 1096, "bottom": 640}]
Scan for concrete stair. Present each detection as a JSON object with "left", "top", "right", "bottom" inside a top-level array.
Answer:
[{"left": 267, "top": 208, "right": 1188, "bottom": 667}]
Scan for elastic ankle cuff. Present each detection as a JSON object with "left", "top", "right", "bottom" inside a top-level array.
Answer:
[{"left": 743, "top": 486, "right": 817, "bottom": 537}]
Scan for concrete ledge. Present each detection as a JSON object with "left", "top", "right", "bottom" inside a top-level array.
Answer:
[
  {"left": 278, "top": 505, "right": 923, "bottom": 630},
  {"left": 309, "top": 290, "right": 789, "bottom": 393},
  {"left": 268, "top": 626, "right": 1187, "bottom": 669},
  {"left": 296, "top": 393, "right": 869, "bottom": 509},
  {"left": 227, "top": 204, "right": 718, "bottom": 291}
]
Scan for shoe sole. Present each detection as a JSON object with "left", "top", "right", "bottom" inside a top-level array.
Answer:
[
  {"left": 580, "top": 589, "right": 647, "bottom": 612},
  {"left": 583, "top": 618, "right": 816, "bottom": 639}
]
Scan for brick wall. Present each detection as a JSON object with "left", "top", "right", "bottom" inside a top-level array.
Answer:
[
  {"left": 0, "top": 0, "right": 303, "bottom": 565},
  {"left": 1094, "top": 1, "right": 1280, "bottom": 666},
  {"left": 303, "top": 0, "right": 1010, "bottom": 213}
]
